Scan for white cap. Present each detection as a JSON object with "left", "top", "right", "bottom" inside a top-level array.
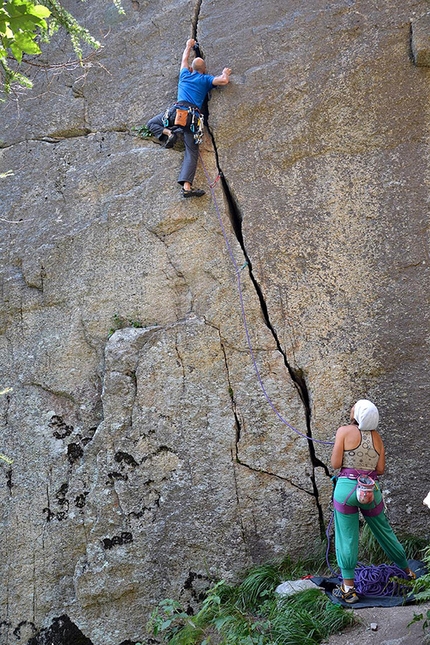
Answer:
[{"left": 354, "top": 399, "right": 379, "bottom": 431}]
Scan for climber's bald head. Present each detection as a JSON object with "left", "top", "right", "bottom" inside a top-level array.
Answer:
[{"left": 192, "top": 58, "right": 207, "bottom": 73}]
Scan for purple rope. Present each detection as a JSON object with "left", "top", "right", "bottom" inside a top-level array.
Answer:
[
  {"left": 199, "top": 153, "right": 333, "bottom": 446},
  {"left": 353, "top": 563, "right": 410, "bottom": 597}
]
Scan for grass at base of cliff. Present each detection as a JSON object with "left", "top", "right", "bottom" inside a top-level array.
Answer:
[
  {"left": 146, "top": 554, "right": 357, "bottom": 645},
  {"left": 146, "top": 535, "right": 429, "bottom": 645}
]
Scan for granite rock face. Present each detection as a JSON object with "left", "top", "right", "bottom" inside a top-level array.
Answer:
[{"left": 0, "top": 0, "right": 429, "bottom": 643}]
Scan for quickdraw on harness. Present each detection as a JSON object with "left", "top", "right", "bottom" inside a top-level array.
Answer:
[
  {"left": 162, "top": 104, "right": 204, "bottom": 145},
  {"left": 190, "top": 108, "right": 204, "bottom": 144}
]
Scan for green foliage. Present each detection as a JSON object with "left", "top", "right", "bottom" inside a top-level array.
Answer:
[
  {"left": 411, "top": 545, "right": 430, "bottom": 602},
  {"left": 148, "top": 599, "right": 197, "bottom": 642},
  {"left": 398, "top": 533, "right": 428, "bottom": 561},
  {"left": 132, "top": 124, "right": 153, "bottom": 139},
  {"left": 406, "top": 544, "right": 430, "bottom": 638},
  {"left": 109, "top": 313, "right": 145, "bottom": 337},
  {"left": 0, "top": 0, "right": 50, "bottom": 61},
  {"left": 0, "top": 0, "right": 110, "bottom": 96},
  {"left": 1, "top": 0, "right": 48, "bottom": 91},
  {"left": 41, "top": 0, "right": 99, "bottom": 58},
  {"left": 408, "top": 608, "right": 430, "bottom": 636},
  {"left": 147, "top": 558, "right": 357, "bottom": 645}
]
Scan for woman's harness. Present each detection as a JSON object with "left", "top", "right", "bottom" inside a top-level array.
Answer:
[
  {"left": 162, "top": 102, "right": 204, "bottom": 144},
  {"left": 333, "top": 468, "right": 384, "bottom": 517}
]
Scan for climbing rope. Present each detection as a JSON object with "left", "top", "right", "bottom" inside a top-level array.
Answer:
[
  {"left": 198, "top": 152, "right": 333, "bottom": 446},
  {"left": 354, "top": 563, "right": 411, "bottom": 597}
]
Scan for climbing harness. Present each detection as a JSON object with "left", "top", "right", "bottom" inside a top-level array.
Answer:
[
  {"left": 332, "top": 469, "right": 383, "bottom": 516},
  {"left": 163, "top": 104, "right": 204, "bottom": 145},
  {"left": 198, "top": 151, "right": 333, "bottom": 447}
]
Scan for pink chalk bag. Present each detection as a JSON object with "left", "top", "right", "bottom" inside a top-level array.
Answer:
[{"left": 356, "top": 475, "right": 376, "bottom": 504}]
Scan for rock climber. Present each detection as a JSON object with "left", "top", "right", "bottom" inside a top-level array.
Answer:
[
  {"left": 146, "top": 38, "right": 231, "bottom": 198},
  {"left": 331, "top": 399, "right": 415, "bottom": 604}
]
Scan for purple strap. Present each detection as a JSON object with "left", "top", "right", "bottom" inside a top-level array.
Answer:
[
  {"left": 361, "top": 500, "right": 385, "bottom": 517},
  {"left": 333, "top": 499, "right": 358, "bottom": 514},
  {"left": 334, "top": 498, "right": 384, "bottom": 516},
  {"left": 339, "top": 468, "right": 378, "bottom": 479}
]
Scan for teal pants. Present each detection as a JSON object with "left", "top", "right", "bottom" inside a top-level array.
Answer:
[{"left": 333, "top": 477, "right": 409, "bottom": 580}]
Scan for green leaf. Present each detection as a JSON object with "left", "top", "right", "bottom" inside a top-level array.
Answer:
[
  {"left": 14, "top": 31, "right": 41, "bottom": 54},
  {"left": 9, "top": 14, "right": 46, "bottom": 29},
  {"left": 29, "top": 4, "right": 51, "bottom": 18},
  {"left": 9, "top": 40, "right": 22, "bottom": 61}
]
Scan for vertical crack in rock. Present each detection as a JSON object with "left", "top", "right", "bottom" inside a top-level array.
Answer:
[
  {"left": 190, "top": 1, "right": 329, "bottom": 539},
  {"left": 205, "top": 133, "right": 329, "bottom": 537},
  {"left": 191, "top": 0, "right": 203, "bottom": 40},
  {"left": 217, "top": 326, "right": 316, "bottom": 496}
]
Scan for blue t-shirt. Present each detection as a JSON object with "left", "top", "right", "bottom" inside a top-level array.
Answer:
[{"left": 177, "top": 68, "right": 215, "bottom": 110}]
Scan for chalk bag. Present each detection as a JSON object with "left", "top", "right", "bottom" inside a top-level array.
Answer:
[
  {"left": 356, "top": 475, "right": 375, "bottom": 504},
  {"left": 174, "top": 108, "right": 189, "bottom": 127}
]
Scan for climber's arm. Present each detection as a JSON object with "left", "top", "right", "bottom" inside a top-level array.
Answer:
[
  {"left": 213, "top": 67, "right": 232, "bottom": 86},
  {"left": 181, "top": 39, "right": 195, "bottom": 69}
]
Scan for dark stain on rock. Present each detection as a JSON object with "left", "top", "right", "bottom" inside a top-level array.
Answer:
[
  {"left": 13, "top": 620, "right": 37, "bottom": 639},
  {"left": 27, "top": 614, "right": 93, "bottom": 645},
  {"left": 115, "top": 451, "right": 139, "bottom": 467},
  {"left": 49, "top": 415, "right": 74, "bottom": 440},
  {"left": 102, "top": 531, "right": 133, "bottom": 550},
  {"left": 75, "top": 492, "right": 89, "bottom": 508},
  {"left": 107, "top": 471, "right": 128, "bottom": 484},
  {"left": 67, "top": 443, "right": 83, "bottom": 464}
]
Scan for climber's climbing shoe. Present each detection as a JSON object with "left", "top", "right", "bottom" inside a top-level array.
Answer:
[
  {"left": 182, "top": 187, "right": 206, "bottom": 198},
  {"left": 333, "top": 584, "right": 359, "bottom": 604}
]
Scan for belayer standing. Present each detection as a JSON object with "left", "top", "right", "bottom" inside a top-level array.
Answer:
[
  {"left": 146, "top": 38, "right": 232, "bottom": 198},
  {"left": 331, "top": 399, "right": 415, "bottom": 604}
]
